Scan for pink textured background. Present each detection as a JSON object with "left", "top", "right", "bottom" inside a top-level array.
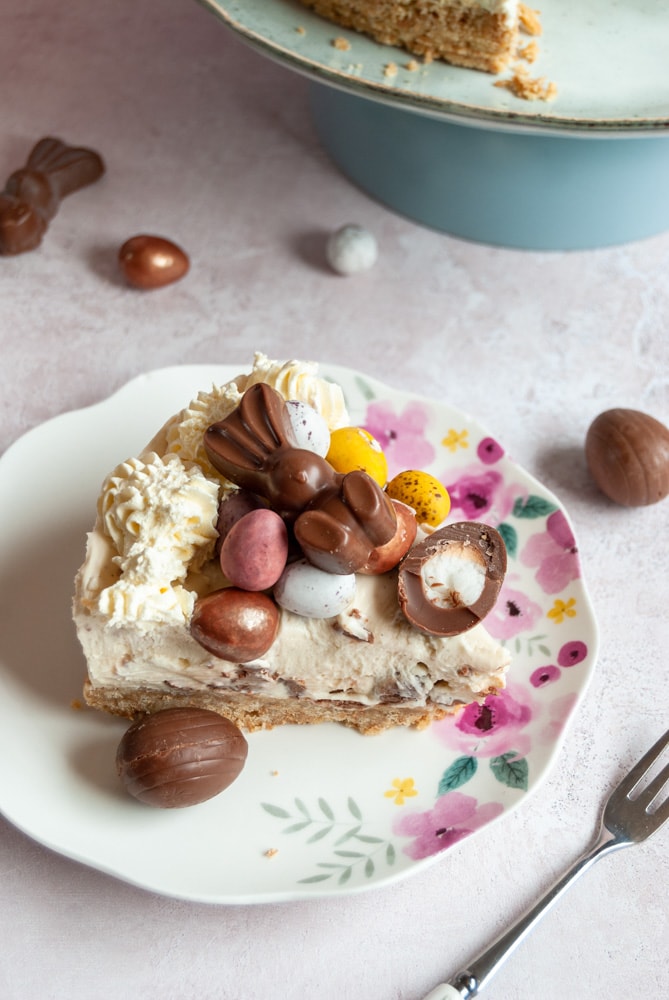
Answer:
[{"left": 1, "top": 2, "right": 667, "bottom": 998}]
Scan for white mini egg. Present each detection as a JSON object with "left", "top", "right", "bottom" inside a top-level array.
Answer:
[
  {"left": 326, "top": 224, "right": 378, "bottom": 275},
  {"left": 274, "top": 559, "right": 356, "bottom": 618},
  {"left": 285, "top": 400, "right": 330, "bottom": 456}
]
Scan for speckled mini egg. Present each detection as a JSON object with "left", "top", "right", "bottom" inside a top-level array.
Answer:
[
  {"left": 386, "top": 470, "right": 451, "bottom": 527},
  {"left": 285, "top": 400, "right": 331, "bottom": 456},
  {"left": 274, "top": 559, "right": 356, "bottom": 618},
  {"left": 326, "top": 426, "right": 388, "bottom": 487},
  {"left": 325, "top": 224, "right": 378, "bottom": 275}
]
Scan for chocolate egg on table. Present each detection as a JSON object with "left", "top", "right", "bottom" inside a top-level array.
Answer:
[
  {"left": 326, "top": 224, "right": 378, "bottom": 275},
  {"left": 219, "top": 508, "right": 288, "bottom": 591},
  {"left": 585, "top": 408, "right": 669, "bottom": 506},
  {"left": 118, "top": 234, "right": 189, "bottom": 289},
  {"left": 116, "top": 707, "right": 248, "bottom": 808},
  {"left": 190, "top": 588, "right": 280, "bottom": 662}
]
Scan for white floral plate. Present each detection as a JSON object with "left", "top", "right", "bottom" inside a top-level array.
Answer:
[
  {"left": 198, "top": 0, "right": 669, "bottom": 134},
  {"left": 0, "top": 364, "right": 598, "bottom": 903}
]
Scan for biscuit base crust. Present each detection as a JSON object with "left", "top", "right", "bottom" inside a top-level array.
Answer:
[{"left": 83, "top": 679, "right": 468, "bottom": 735}]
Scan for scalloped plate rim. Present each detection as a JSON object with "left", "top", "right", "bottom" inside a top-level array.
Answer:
[{"left": 0, "top": 363, "right": 599, "bottom": 904}]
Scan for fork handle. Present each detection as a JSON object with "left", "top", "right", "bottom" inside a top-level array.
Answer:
[{"left": 421, "top": 829, "right": 623, "bottom": 999}]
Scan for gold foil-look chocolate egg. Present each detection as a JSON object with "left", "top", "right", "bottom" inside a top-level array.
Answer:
[
  {"left": 585, "top": 408, "right": 669, "bottom": 507},
  {"left": 190, "top": 588, "right": 280, "bottom": 663},
  {"left": 118, "top": 234, "right": 189, "bottom": 289}
]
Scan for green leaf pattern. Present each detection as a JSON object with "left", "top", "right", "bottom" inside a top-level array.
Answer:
[
  {"left": 438, "top": 755, "right": 478, "bottom": 794},
  {"left": 261, "top": 796, "right": 397, "bottom": 885},
  {"left": 437, "top": 752, "right": 529, "bottom": 796}
]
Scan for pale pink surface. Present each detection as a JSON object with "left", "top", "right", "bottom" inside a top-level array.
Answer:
[{"left": 1, "top": 3, "right": 668, "bottom": 999}]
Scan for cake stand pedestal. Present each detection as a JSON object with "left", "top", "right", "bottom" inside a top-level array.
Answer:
[{"left": 310, "top": 83, "right": 669, "bottom": 251}]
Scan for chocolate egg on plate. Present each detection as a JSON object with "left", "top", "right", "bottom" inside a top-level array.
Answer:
[{"left": 116, "top": 707, "right": 248, "bottom": 808}]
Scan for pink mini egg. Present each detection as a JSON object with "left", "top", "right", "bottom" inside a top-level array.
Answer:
[{"left": 220, "top": 508, "right": 288, "bottom": 591}]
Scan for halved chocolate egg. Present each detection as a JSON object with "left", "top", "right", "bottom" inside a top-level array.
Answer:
[{"left": 398, "top": 521, "right": 506, "bottom": 636}]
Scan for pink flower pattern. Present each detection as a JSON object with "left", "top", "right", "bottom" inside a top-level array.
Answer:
[
  {"left": 363, "top": 400, "right": 435, "bottom": 480},
  {"left": 485, "top": 575, "right": 543, "bottom": 640},
  {"left": 445, "top": 464, "right": 522, "bottom": 525},
  {"left": 394, "top": 792, "right": 505, "bottom": 860},
  {"left": 435, "top": 683, "right": 535, "bottom": 759},
  {"left": 521, "top": 509, "right": 581, "bottom": 594}
]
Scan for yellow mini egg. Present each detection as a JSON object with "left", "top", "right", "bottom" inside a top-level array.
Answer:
[
  {"left": 326, "top": 427, "right": 388, "bottom": 487},
  {"left": 386, "top": 470, "right": 451, "bottom": 527}
]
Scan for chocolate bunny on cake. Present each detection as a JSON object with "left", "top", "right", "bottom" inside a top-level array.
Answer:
[{"left": 204, "top": 382, "right": 397, "bottom": 575}]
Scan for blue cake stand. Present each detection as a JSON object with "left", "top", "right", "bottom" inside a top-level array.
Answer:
[
  {"left": 309, "top": 83, "right": 669, "bottom": 251},
  {"left": 200, "top": 0, "right": 669, "bottom": 250}
]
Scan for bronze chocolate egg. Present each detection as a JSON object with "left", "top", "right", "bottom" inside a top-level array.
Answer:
[
  {"left": 118, "top": 234, "right": 189, "bottom": 289},
  {"left": 190, "top": 588, "right": 280, "bottom": 662}
]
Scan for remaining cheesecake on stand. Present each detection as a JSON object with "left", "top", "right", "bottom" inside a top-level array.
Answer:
[
  {"left": 296, "top": 0, "right": 523, "bottom": 73},
  {"left": 74, "top": 354, "right": 510, "bottom": 735}
]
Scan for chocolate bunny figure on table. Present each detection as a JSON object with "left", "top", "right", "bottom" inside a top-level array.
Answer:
[
  {"left": 0, "top": 136, "right": 105, "bottom": 254},
  {"left": 204, "top": 383, "right": 397, "bottom": 576}
]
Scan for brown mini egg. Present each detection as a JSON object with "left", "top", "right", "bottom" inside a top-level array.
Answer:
[
  {"left": 585, "top": 408, "right": 669, "bottom": 506},
  {"left": 116, "top": 707, "right": 248, "bottom": 808},
  {"left": 118, "top": 234, "right": 189, "bottom": 289},
  {"left": 190, "top": 587, "right": 280, "bottom": 662}
]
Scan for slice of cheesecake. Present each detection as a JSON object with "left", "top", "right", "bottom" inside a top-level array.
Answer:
[
  {"left": 295, "top": 0, "right": 521, "bottom": 73},
  {"left": 74, "top": 354, "right": 510, "bottom": 735}
]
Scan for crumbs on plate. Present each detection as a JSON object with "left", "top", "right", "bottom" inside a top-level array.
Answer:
[
  {"left": 518, "top": 40, "right": 539, "bottom": 64},
  {"left": 519, "top": 3, "right": 543, "bottom": 36},
  {"left": 495, "top": 64, "right": 557, "bottom": 101}
]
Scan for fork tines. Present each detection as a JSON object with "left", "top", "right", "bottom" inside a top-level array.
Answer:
[{"left": 617, "top": 728, "right": 669, "bottom": 819}]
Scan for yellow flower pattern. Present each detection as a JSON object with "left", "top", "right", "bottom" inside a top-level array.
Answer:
[
  {"left": 384, "top": 778, "right": 418, "bottom": 806},
  {"left": 441, "top": 428, "right": 469, "bottom": 452},
  {"left": 547, "top": 597, "right": 577, "bottom": 624}
]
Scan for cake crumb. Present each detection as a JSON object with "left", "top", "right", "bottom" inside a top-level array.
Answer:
[
  {"left": 270, "top": 769, "right": 279, "bottom": 776},
  {"left": 384, "top": 62, "right": 398, "bottom": 78},
  {"left": 519, "top": 5, "right": 542, "bottom": 36},
  {"left": 264, "top": 848, "right": 279, "bottom": 858},
  {"left": 332, "top": 36, "right": 350, "bottom": 51},
  {"left": 70, "top": 698, "right": 83, "bottom": 710},
  {"left": 295, "top": 26, "right": 306, "bottom": 36},
  {"left": 495, "top": 65, "right": 557, "bottom": 102},
  {"left": 518, "top": 40, "right": 539, "bottom": 64},
  {"left": 405, "top": 59, "right": 420, "bottom": 72}
]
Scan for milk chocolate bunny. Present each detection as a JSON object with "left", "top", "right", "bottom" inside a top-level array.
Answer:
[
  {"left": 0, "top": 137, "right": 105, "bottom": 254},
  {"left": 204, "top": 383, "right": 397, "bottom": 575}
]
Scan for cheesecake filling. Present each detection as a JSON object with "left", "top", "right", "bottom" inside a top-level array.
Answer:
[{"left": 74, "top": 354, "right": 510, "bottom": 717}]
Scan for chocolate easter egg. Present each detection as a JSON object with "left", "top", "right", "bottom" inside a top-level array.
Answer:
[
  {"left": 585, "top": 408, "right": 669, "bottom": 506},
  {"left": 116, "top": 707, "right": 248, "bottom": 808}
]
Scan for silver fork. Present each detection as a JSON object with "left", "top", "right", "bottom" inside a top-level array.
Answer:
[{"left": 421, "top": 728, "right": 669, "bottom": 1000}]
